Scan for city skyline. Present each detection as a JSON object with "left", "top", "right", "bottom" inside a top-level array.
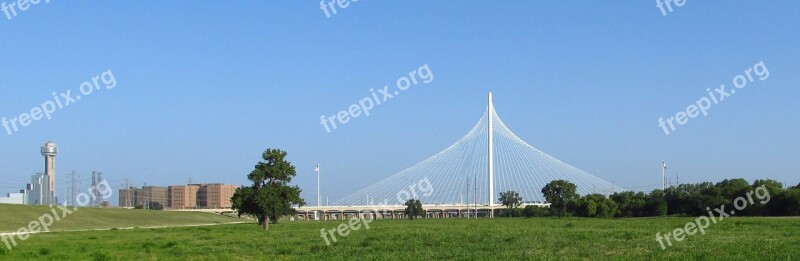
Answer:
[{"left": 0, "top": 140, "right": 242, "bottom": 207}]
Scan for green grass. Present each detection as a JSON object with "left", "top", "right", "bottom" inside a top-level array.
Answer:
[
  {"left": 1, "top": 216, "right": 799, "bottom": 260},
  {"left": 0, "top": 204, "right": 243, "bottom": 232}
]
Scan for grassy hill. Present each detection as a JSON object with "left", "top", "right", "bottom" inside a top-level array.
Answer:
[
  {"left": 1, "top": 216, "right": 799, "bottom": 260},
  {"left": 0, "top": 204, "right": 246, "bottom": 233}
]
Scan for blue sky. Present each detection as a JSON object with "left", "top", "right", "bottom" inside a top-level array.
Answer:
[{"left": 0, "top": 1, "right": 798, "bottom": 204}]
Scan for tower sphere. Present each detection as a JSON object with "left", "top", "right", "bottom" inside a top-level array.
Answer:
[{"left": 41, "top": 141, "right": 58, "bottom": 156}]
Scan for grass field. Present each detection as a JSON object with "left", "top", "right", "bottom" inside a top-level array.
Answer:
[
  {"left": 1, "top": 213, "right": 798, "bottom": 260},
  {"left": 0, "top": 204, "right": 243, "bottom": 232}
]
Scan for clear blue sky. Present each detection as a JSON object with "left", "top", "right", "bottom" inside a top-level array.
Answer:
[{"left": 0, "top": 1, "right": 797, "bottom": 204}]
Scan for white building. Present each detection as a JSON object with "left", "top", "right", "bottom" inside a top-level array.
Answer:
[
  {"left": 0, "top": 192, "right": 25, "bottom": 205},
  {"left": 26, "top": 173, "right": 54, "bottom": 205}
]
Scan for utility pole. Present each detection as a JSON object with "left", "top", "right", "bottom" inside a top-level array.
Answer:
[
  {"left": 662, "top": 161, "right": 667, "bottom": 190},
  {"left": 473, "top": 175, "right": 477, "bottom": 218},
  {"left": 123, "top": 179, "right": 130, "bottom": 208},
  {"left": 464, "top": 175, "right": 468, "bottom": 208},
  {"left": 70, "top": 171, "right": 76, "bottom": 207},
  {"left": 144, "top": 182, "right": 148, "bottom": 210}
]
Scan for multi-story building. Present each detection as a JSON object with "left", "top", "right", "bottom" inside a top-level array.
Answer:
[
  {"left": 119, "top": 183, "right": 239, "bottom": 209},
  {"left": 140, "top": 186, "right": 168, "bottom": 209},
  {"left": 168, "top": 185, "right": 200, "bottom": 209},
  {"left": 197, "top": 184, "right": 238, "bottom": 209},
  {"left": 26, "top": 173, "right": 54, "bottom": 205}
]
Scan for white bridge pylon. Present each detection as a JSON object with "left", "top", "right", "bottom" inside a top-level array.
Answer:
[{"left": 334, "top": 93, "right": 623, "bottom": 206}]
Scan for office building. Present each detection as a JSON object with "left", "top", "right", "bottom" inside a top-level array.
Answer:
[
  {"left": 26, "top": 173, "right": 54, "bottom": 205},
  {"left": 168, "top": 184, "right": 200, "bottom": 209},
  {"left": 141, "top": 186, "right": 168, "bottom": 209},
  {"left": 197, "top": 184, "right": 238, "bottom": 209}
]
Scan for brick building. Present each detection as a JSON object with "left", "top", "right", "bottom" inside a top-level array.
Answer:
[{"left": 168, "top": 185, "right": 200, "bottom": 209}]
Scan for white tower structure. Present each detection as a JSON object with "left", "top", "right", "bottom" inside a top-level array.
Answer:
[
  {"left": 41, "top": 141, "right": 58, "bottom": 202},
  {"left": 488, "top": 92, "right": 495, "bottom": 212}
]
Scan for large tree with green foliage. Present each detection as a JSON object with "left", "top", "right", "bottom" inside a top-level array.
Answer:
[
  {"left": 541, "top": 180, "right": 578, "bottom": 217},
  {"left": 500, "top": 190, "right": 522, "bottom": 210},
  {"left": 404, "top": 199, "right": 423, "bottom": 220},
  {"left": 231, "top": 149, "right": 305, "bottom": 231}
]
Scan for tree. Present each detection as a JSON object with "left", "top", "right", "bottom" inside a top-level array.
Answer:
[
  {"left": 751, "top": 179, "right": 784, "bottom": 215},
  {"left": 770, "top": 187, "right": 800, "bottom": 216},
  {"left": 611, "top": 191, "right": 647, "bottom": 217},
  {"left": 717, "top": 179, "right": 751, "bottom": 199},
  {"left": 231, "top": 149, "right": 305, "bottom": 231},
  {"left": 645, "top": 189, "right": 667, "bottom": 216},
  {"left": 572, "top": 194, "right": 617, "bottom": 218},
  {"left": 580, "top": 199, "right": 597, "bottom": 217},
  {"left": 541, "top": 180, "right": 578, "bottom": 217},
  {"left": 523, "top": 205, "right": 550, "bottom": 217},
  {"left": 499, "top": 190, "right": 523, "bottom": 210},
  {"left": 404, "top": 199, "right": 423, "bottom": 219}
]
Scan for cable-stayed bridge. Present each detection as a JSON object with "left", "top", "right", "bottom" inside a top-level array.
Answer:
[{"left": 297, "top": 93, "right": 623, "bottom": 220}]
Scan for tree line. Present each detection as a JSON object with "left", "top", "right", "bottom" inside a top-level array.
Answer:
[{"left": 499, "top": 179, "right": 800, "bottom": 218}]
